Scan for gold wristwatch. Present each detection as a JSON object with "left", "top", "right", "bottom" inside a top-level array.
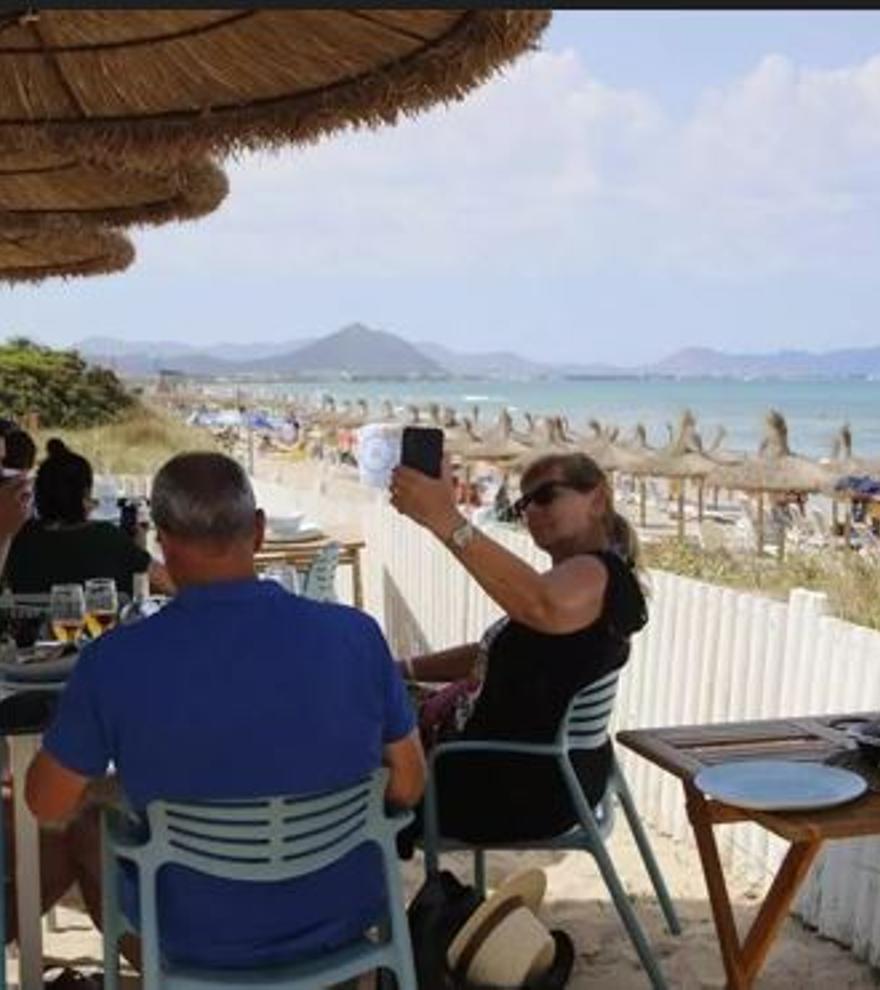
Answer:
[{"left": 446, "top": 519, "right": 476, "bottom": 551}]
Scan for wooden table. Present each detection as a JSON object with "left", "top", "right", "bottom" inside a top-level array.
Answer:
[
  {"left": 617, "top": 712, "right": 880, "bottom": 989},
  {"left": 256, "top": 532, "right": 366, "bottom": 609}
]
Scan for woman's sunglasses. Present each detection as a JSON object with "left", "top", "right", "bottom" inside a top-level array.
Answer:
[{"left": 512, "top": 480, "right": 591, "bottom": 518}]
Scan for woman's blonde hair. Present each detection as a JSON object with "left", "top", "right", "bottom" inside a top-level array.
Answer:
[{"left": 520, "top": 451, "right": 642, "bottom": 571}]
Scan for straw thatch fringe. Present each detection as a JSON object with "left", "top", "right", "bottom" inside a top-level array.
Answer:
[
  {"left": 0, "top": 227, "right": 134, "bottom": 284},
  {"left": 0, "top": 10, "right": 552, "bottom": 168},
  {"left": 0, "top": 153, "right": 228, "bottom": 232}
]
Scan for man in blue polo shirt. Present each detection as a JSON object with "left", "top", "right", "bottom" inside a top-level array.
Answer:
[{"left": 26, "top": 451, "right": 425, "bottom": 970}]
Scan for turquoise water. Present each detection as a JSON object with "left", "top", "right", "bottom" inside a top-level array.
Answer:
[{"left": 220, "top": 378, "right": 880, "bottom": 459}]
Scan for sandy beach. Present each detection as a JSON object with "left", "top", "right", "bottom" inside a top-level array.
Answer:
[{"left": 23, "top": 832, "right": 878, "bottom": 989}]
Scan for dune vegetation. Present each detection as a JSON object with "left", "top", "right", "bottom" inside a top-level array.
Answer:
[{"left": 642, "top": 537, "right": 880, "bottom": 631}]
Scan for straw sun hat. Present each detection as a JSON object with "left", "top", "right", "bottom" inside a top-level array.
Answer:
[{"left": 447, "top": 869, "right": 574, "bottom": 990}]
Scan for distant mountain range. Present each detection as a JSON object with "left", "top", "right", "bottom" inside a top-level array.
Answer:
[{"left": 71, "top": 325, "right": 880, "bottom": 381}]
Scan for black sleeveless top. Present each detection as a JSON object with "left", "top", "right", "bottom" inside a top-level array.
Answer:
[{"left": 435, "top": 551, "right": 648, "bottom": 842}]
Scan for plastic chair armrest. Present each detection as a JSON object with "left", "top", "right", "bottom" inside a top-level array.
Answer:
[
  {"left": 430, "top": 739, "right": 562, "bottom": 765},
  {"left": 384, "top": 807, "right": 415, "bottom": 835}
]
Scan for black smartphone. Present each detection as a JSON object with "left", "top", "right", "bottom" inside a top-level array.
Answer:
[{"left": 400, "top": 426, "right": 444, "bottom": 479}]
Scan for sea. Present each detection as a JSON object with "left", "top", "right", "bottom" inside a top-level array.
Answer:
[{"left": 203, "top": 378, "right": 880, "bottom": 460}]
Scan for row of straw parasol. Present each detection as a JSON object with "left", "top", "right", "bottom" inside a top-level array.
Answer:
[
  {"left": 0, "top": 10, "right": 550, "bottom": 282},
  {"left": 315, "top": 397, "right": 875, "bottom": 554}
]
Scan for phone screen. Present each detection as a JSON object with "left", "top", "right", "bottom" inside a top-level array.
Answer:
[{"left": 400, "top": 426, "right": 443, "bottom": 479}]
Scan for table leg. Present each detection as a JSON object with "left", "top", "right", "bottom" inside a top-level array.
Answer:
[
  {"left": 740, "top": 840, "right": 821, "bottom": 984},
  {"left": 351, "top": 550, "right": 364, "bottom": 610},
  {"left": 9, "top": 735, "right": 42, "bottom": 990},
  {"left": 686, "top": 788, "right": 747, "bottom": 989},
  {"left": 686, "top": 785, "right": 824, "bottom": 990}
]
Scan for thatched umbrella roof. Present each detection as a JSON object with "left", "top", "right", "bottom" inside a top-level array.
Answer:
[
  {"left": 462, "top": 408, "right": 531, "bottom": 463},
  {"left": 0, "top": 227, "right": 133, "bottom": 283},
  {"left": 444, "top": 417, "right": 482, "bottom": 457},
  {"left": 0, "top": 10, "right": 551, "bottom": 166},
  {"left": 512, "top": 415, "right": 575, "bottom": 470},
  {"left": 706, "top": 411, "right": 833, "bottom": 494},
  {"left": 826, "top": 423, "right": 880, "bottom": 480},
  {"left": 0, "top": 150, "right": 228, "bottom": 232},
  {"left": 705, "top": 425, "right": 745, "bottom": 466}
]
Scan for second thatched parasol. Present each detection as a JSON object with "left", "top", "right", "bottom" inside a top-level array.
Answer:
[
  {"left": 0, "top": 149, "right": 228, "bottom": 233},
  {"left": 0, "top": 227, "right": 134, "bottom": 283},
  {"left": 0, "top": 10, "right": 551, "bottom": 166}
]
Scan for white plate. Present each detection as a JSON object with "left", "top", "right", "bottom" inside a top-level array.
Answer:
[
  {"left": 266, "top": 513, "right": 305, "bottom": 537},
  {"left": 694, "top": 760, "right": 867, "bottom": 811},
  {"left": 266, "top": 521, "right": 322, "bottom": 542}
]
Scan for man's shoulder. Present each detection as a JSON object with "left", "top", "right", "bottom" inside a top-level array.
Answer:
[
  {"left": 79, "top": 609, "right": 167, "bottom": 671},
  {"left": 294, "top": 595, "right": 381, "bottom": 634}
]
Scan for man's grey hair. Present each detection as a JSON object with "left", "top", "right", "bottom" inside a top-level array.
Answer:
[{"left": 151, "top": 452, "right": 257, "bottom": 541}]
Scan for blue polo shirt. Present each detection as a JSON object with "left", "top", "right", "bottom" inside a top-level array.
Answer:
[{"left": 43, "top": 579, "right": 414, "bottom": 969}]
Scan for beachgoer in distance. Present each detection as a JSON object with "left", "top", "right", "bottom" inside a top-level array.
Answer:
[
  {"left": 3, "top": 439, "right": 172, "bottom": 597},
  {"left": 26, "top": 451, "right": 425, "bottom": 971},
  {"left": 390, "top": 451, "right": 647, "bottom": 845}
]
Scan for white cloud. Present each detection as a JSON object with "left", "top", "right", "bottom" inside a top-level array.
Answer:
[{"left": 134, "top": 45, "right": 880, "bottom": 282}]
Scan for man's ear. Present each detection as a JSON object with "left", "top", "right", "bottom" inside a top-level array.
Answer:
[{"left": 253, "top": 509, "right": 266, "bottom": 553}]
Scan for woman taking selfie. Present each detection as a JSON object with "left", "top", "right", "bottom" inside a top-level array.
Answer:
[{"left": 390, "top": 451, "right": 647, "bottom": 844}]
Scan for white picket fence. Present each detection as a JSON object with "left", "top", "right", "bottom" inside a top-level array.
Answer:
[{"left": 357, "top": 500, "right": 880, "bottom": 968}]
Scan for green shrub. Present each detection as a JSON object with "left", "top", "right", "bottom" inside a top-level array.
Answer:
[{"left": 0, "top": 337, "right": 134, "bottom": 428}]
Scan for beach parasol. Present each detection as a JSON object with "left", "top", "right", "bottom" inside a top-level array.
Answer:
[
  {"left": 824, "top": 423, "right": 880, "bottom": 539},
  {"left": 0, "top": 10, "right": 551, "bottom": 166},
  {"left": 0, "top": 150, "right": 228, "bottom": 232},
  {"left": 511, "top": 415, "right": 575, "bottom": 471},
  {"left": 705, "top": 411, "right": 835, "bottom": 554},
  {"left": 443, "top": 416, "right": 482, "bottom": 458},
  {"left": 462, "top": 408, "right": 531, "bottom": 467},
  {"left": 826, "top": 423, "right": 880, "bottom": 480},
  {"left": 0, "top": 227, "right": 133, "bottom": 283}
]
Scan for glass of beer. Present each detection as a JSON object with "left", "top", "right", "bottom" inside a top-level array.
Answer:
[
  {"left": 84, "top": 578, "right": 119, "bottom": 637},
  {"left": 50, "top": 584, "right": 87, "bottom": 644}
]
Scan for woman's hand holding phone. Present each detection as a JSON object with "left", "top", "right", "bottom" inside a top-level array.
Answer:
[{"left": 390, "top": 455, "right": 464, "bottom": 542}]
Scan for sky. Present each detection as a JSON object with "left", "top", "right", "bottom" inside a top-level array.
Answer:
[{"left": 3, "top": 10, "right": 880, "bottom": 366}]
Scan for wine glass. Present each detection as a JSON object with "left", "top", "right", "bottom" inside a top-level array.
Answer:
[
  {"left": 84, "top": 578, "right": 119, "bottom": 638},
  {"left": 50, "top": 584, "right": 86, "bottom": 644}
]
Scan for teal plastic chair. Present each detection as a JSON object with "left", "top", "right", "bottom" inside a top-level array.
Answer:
[
  {"left": 422, "top": 669, "right": 680, "bottom": 990},
  {"left": 101, "top": 768, "right": 416, "bottom": 990},
  {"left": 301, "top": 543, "right": 340, "bottom": 603}
]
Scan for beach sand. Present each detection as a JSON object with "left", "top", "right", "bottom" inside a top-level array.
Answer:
[{"left": 17, "top": 824, "right": 876, "bottom": 989}]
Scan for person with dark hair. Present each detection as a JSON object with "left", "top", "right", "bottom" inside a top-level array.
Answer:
[
  {"left": 3, "top": 428, "right": 37, "bottom": 471},
  {"left": 3, "top": 440, "right": 171, "bottom": 595},
  {"left": 26, "top": 451, "right": 424, "bottom": 973},
  {"left": 390, "top": 450, "right": 646, "bottom": 845},
  {"left": 3, "top": 430, "right": 37, "bottom": 471}
]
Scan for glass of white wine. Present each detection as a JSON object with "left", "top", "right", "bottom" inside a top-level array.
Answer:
[
  {"left": 84, "top": 578, "right": 119, "bottom": 638},
  {"left": 50, "top": 584, "right": 87, "bottom": 644}
]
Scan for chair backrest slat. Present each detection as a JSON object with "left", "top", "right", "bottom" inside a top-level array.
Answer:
[
  {"left": 560, "top": 669, "right": 620, "bottom": 752},
  {"left": 144, "top": 770, "right": 384, "bottom": 882}
]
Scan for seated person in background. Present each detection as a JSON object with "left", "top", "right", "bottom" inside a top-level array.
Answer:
[
  {"left": 0, "top": 470, "right": 31, "bottom": 577},
  {"left": 3, "top": 428, "right": 36, "bottom": 471},
  {"left": 3, "top": 439, "right": 172, "bottom": 597},
  {"left": 26, "top": 451, "right": 425, "bottom": 971},
  {"left": 0, "top": 469, "right": 100, "bottom": 942},
  {"left": 391, "top": 451, "right": 647, "bottom": 846}
]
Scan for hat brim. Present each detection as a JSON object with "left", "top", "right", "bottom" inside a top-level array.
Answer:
[
  {"left": 465, "top": 930, "right": 575, "bottom": 990},
  {"left": 447, "top": 869, "right": 547, "bottom": 973}
]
